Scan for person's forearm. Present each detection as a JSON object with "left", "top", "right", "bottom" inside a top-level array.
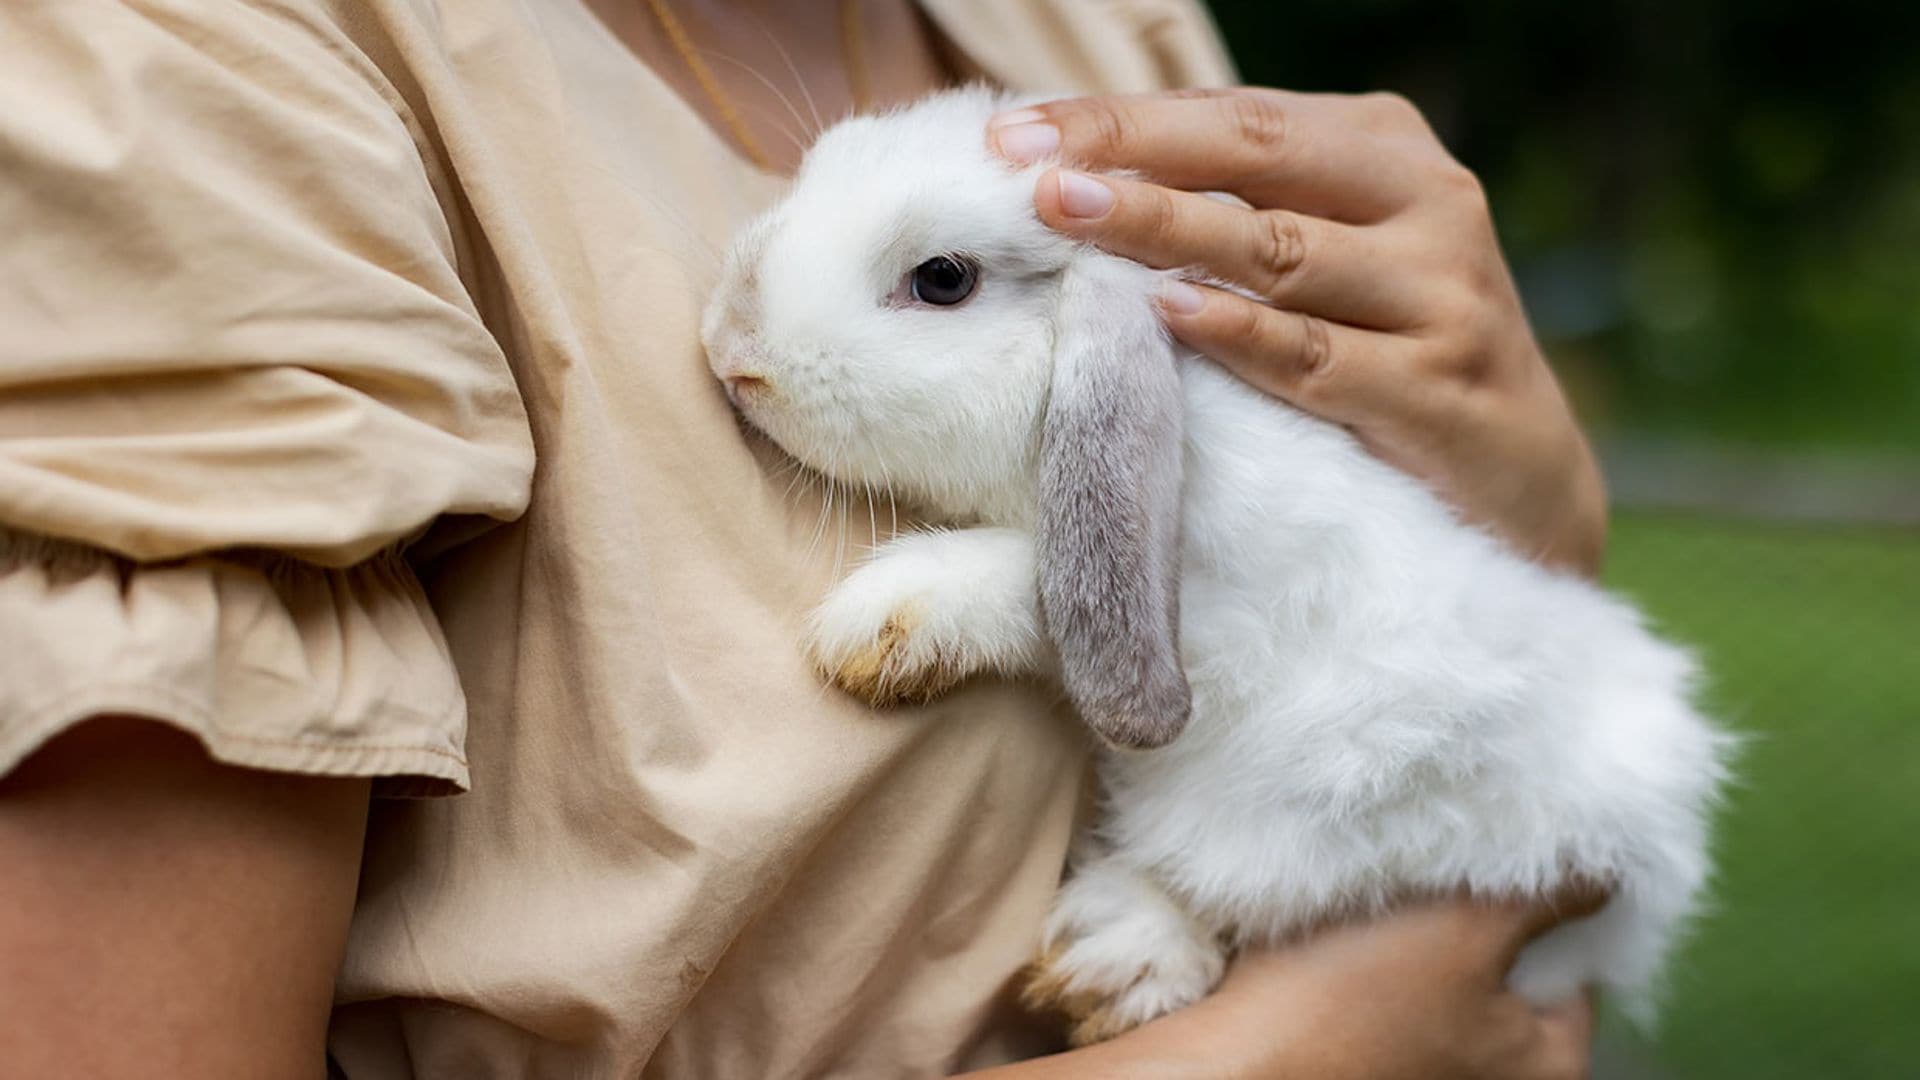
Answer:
[{"left": 959, "top": 991, "right": 1297, "bottom": 1079}]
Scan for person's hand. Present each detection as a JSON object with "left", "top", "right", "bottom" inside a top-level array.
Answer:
[
  {"left": 966, "top": 891, "right": 1603, "bottom": 1079},
  {"left": 989, "top": 90, "right": 1607, "bottom": 574},
  {"left": 1189, "top": 894, "right": 1601, "bottom": 1080}
]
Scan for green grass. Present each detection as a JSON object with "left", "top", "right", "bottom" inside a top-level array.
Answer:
[{"left": 1600, "top": 511, "right": 1920, "bottom": 1079}]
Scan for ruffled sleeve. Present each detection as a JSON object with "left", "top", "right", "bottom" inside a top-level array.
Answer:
[
  {"left": 1, "top": 535, "right": 472, "bottom": 795},
  {"left": 0, "top": 0, "right": 534, "bottom": 794}
]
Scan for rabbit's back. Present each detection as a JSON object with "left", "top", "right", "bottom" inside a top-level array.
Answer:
[{"left": 1098, "top": 358, "right": 1725, "bottom": 1004}]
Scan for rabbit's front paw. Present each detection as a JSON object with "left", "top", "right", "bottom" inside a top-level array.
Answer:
[
  {"left": 808, "top": 592, "right": 972, "bottom": 707},
  {"left": 807, "top": 528, "right": 1045, "bottom": 708}
]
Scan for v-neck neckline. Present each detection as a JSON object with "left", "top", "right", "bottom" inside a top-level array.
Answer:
[{"left": 571, "top": 0, "right": 997, "bottom": 181}]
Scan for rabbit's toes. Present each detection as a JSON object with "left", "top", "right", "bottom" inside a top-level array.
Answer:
[
  {"left": 1020, "top": 889, "right": 1226, "bottom": 1045},
  {"left": 808, "top": 529, "right": 1042, "bottom": 707},
  {"left": 811, "top": 599, "right": 972, "bottom": 707}
]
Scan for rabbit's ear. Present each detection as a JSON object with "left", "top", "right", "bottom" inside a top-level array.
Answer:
[{"left": 1037, "top": 261, "right": 1192, "bottom": 749}]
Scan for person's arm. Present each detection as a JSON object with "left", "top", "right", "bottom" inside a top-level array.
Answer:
[
  {"left": 989, "top": 89, "right": 1607, "bottom": 575},
  {"left": 0, "top": 6, "right": 530, "bottom": 1075},
  {"left": 0, "top": 718, "right": 368, "bottom": 1079},
  {"left": 967, "top": 896, "right": 1595, "bottom": 1080}
]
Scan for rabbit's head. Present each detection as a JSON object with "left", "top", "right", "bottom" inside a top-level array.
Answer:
[
  {"left": 703, "top": 89, "right": 1075, "bottom": 521},
  {"left": 704, "top": 87, "right": 1191, "bottom": 749}
]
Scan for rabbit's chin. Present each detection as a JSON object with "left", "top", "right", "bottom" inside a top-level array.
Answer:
[
  {"left": 722, "top": 372, "right": 1040, "bottom": 525},
  {"left": 725, "top": 402, "right": 923, "bottom": 516}
]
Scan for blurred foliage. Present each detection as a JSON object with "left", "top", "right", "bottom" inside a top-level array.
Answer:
[
  {"left": 1206, "top": 0, "right": 1920, "bottom": 453},
  {"left": 1203, "top": 8, "right": 1920, "bottom": 1076},
  {"left": 1604, "top": 512, "right": 1920, "bottom": 1078}
]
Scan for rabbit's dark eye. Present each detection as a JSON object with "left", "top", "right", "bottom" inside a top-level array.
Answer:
[{"left": 910, "top": 255, "right": 978, "bottom": 306}]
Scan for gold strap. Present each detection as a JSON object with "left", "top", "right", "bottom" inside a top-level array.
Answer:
[
  {"left": 644, "top": 0, "right": 773, "bottom": 168},
  {"left": 644, "top": 0, "right": 871, "bottom": 171},
  {"left": 840, "top": 0, "right": 872, "bottom": 113}
]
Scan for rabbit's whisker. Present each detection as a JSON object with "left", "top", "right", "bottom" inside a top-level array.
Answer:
[
  {"left": 820, "top": 477, "right": 841, "bottom": 568},
  {"left": 801, "top": 471, "right": 831, "bottom": 564},
  {"left": 833, "top": 483, "right": 850, "bottom": 581},
  {"left": 697, "top": 49, "right": 814, "bottom": 154},
  {"left": 780, "top": 460, "right": 809, "bottom": 504},
  {"left": 863, "top": 480, "right": 879, "bottom": 551},
  {"left": 744, "top": 12, "right": 825, "bottom": 135}
]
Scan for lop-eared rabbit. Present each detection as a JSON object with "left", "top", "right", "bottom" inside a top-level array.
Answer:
[{"left": 702, "top": 88, "right": 1728, "bottom": 1044}]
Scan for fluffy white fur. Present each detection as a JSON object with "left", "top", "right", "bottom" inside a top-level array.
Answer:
[{"left": 702, "top": 87, "right": 1730, "bottom": 1036}]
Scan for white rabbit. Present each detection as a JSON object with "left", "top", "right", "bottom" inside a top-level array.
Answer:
[{"left": 701, "top": 87, "right": 1729, "bottom": 1044}]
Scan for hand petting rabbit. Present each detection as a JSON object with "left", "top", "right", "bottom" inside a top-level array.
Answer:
[{"left": 702, "top": 87, "right": 1730, "bottom": 1045}]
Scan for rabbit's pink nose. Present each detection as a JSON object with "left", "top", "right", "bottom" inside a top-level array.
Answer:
[{"left": 723, "top": 373, "right": 769, "bottom": 406}]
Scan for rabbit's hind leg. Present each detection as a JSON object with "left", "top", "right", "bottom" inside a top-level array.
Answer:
[{"left": 1021, "top": 854, "right": 1227, "bottom": 1046}]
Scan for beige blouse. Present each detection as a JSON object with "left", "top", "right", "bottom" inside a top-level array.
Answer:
[{"left": 0, "top": 1, "right": 1235, "bottom": 1075}]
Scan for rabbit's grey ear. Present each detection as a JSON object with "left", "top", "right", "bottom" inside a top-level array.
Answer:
[{"left": 1037, "top": 261, "right": 1191, "bottom": 749}]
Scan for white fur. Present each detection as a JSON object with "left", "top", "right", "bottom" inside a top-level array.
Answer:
[
  {"left": 1042, "top": 850, "right": 1228, "bottom": 1032},
  {"left": 703, "top": 87, "right": 1730, "bottom": 1029}
]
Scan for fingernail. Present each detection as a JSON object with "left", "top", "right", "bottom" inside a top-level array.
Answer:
[
  {"left": 1159, "top": 280, "right": 1206, "bottom": 316},
  {"left": 988, "top": 107, "right": 1046, "bottom": 129},
  {"left": 994, "top": 122, "right": 1060, "bottom": 163},
  {"left": 1055, "top": 171, "right": 1115, "bottom": 219}
]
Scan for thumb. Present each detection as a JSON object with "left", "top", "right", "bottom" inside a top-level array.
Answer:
[{"left": 1501, "top": 881, "right": 1613, "bottom": 969}]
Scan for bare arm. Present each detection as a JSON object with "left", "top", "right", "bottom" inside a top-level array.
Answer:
[
  {"left": 0, "top": 718, "right": 369, "bottom": 1079},
  {"left": 965, "top": 896, "right": 1596, "bottom": 1080}
]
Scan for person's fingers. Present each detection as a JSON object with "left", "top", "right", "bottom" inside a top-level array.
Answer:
[
  {"left": 990, "top": 89, "right": 1430, "bottom": 222},
  {"left": 1034, "top": 168, "right": 1428, "bottom": 329},
  {"left": 1157, "top": 282, "right": 1426, "bottom": 428}
]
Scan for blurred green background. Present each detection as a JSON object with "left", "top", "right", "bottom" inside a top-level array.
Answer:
[{"left": 1205, "top": 2, "right": 1920, "bottom": 1077}]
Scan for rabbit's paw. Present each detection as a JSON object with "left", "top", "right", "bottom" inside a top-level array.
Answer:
[
  {"left": 1020, "top": 862, "right": 1226, "bottom": 1045},
  {"left": 809, "top": 595, "right": 972, "bottom": 707},
  {"left": 807, "top": 528, "right": 1044, "bottom": 708}
]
